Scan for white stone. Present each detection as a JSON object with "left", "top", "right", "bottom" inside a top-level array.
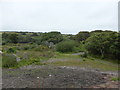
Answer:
[
  {"left": 0, "top": 51, "right": 2, "bottom": 54},
  {"left": 49, "top": 74, "right": 52, "bottom": 77}
]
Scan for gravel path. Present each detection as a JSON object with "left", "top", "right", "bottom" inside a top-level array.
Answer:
[
  {"left": 71, "top": 52, "right": 84, "bottom": 55},
  {"left": 2, "top": 65, "right": 118, "bottom": 88}
]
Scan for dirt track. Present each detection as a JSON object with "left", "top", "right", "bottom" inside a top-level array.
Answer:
[{"left": 2, "top": 65, "right": 118, "bottom": 88}]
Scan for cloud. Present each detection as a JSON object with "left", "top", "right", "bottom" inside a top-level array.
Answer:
[
  {"left": 0, "top": 0, "right": 118, "bottom": 34},
  {"left": 1, "top": 0, "right": 119, "bottom": 3}
]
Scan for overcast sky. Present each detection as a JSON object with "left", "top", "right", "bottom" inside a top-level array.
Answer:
[{"left": 0, "top": 0, "right": 119, "bottom": 34}]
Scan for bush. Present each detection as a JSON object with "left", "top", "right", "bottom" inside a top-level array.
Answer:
[
  {"left": 7, "top": 48, "right": 16, "bottom": 53},
  {"left": 2, "top": 54, "right": 18, "bottom": 68},
  {"left": 56, "top": 40, "right": 76, "bottom": 53}
]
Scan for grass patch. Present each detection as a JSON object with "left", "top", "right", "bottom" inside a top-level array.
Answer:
[
  {"left": 88, "top": 54, "right": 119, "bottom": 64},
  {"left": 17, "top": 50, "right": 54, "bottom": 60},
  {"left": 111, "top": 77, "right": 120, "bottom": 81},
  {"left": 53, "top": 52, "right": 80, "bottom": 59},
  {"left": 2, "top": 54, "right": 18, "bottom": 68},
  {"left": 47, "top": 54, "right": 118, "bottom": 71},
  {"left": 18, "top": 58, "right": 46, "bottom": 67}
]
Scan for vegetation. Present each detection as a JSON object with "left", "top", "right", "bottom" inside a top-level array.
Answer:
[
  {"left": 74, "top": 31, "right": 90, "bottom": 42},
  {"left": 46, "top": 53, "right": 118, "bottom": 71},
  {"left": 85, "top": 32, "right": 120, "bottom": 59},
  {"left": 56, "top": 40, "right": 77, "bottom": 53},
  {"left": 111, "top": 77, "right": 120, "bottom": 81},
  {"left": 2, "top": 54, "right": 18, "bottom": 68},
  {"left": 1, "top": 30, "right": 119, "bottom": 69},
  {"left": 40, "top": 31, "right": 63, "bottom": 44}
]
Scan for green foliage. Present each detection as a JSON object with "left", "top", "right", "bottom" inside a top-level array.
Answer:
[
  {"left": 2, "top": 32, "right": 18, "bottom": 44},
  {"left": 76, "top": 42, "right": 86, "bottom": 52},
  {"left": 82, "top": 58, "right": 86, "bottom": 61},
  {"left": 28, "top": 58, "right": 41, "bottom": 65},
  {"left": 75, "top": 31, "right": 90, "bottom": 42},
  {"left": 18, "top": 58, "right": 45, "bottom": 67},
  {"left": 80, "top": 52, "right": 87, "bottom": 58},
  {"left": 9, "top": 33, "right": 18, "bottom": 43},
  {"left": 111, "top": 77, "right": 120, "bottom": 81},
  {"left": 18, "top": 34, "right": 33, "bottom": 43},
  {"left": 2, "top": 54, "right": 18, "bottom": 68},
  {"left": 23, "top": 46, "right": 30, "bottom": 50},
  {"left": 56, "top": 40, "right": 76, "bottom": 53},
  {"left": 41, "top": 31, "right": 63, "bottom": 44},
  {"left": 7, "top": 48, "right": 16, "bottom": 53},
  {"left": 33, "top": 36, "right": 42, "bottom": 45},
  {"left": 2, "top": 30, "right": 119, "bottom": 61},
  {"left": 85, "top": 32, "right": 119, "bottom": 59},
  {"left": 73, "top": 47, "right": 82, "bottom": 53},
  {"left": 34, "top": 45, "right": 49, "bottom": 52}
]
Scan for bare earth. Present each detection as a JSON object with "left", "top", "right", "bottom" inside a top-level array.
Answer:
[{"left": 2, "top": 65, "right": 119, "bottom": 88}]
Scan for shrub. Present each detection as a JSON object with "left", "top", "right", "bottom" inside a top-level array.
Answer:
[
  {"left": 56, "top": 40, "right": 76, "bottom": 53},
  {"left": 7, "top": 48, "right": 16, "bottom": 53},
  {"left": 2, "top": 54, "right": 18, "bottom": 68},
  {"left": 83, "top": 58, "right": 86, "bottom": 61}
]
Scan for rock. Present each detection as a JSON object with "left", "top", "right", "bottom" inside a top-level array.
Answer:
[
  {"left": 95, "top": 69, "right": 100, "bottom": 71},
  {"left": 0, "top": 51, "right": 2, "bottom": 54},
  {"left": 13, "top": 54, "right": 21, "bottom": 62},
  {"left": 101, "top": 73, "right": 108, "bottom": 76},
  {"left": 49, "top": 75, "right": 52, "bottom": 77}
]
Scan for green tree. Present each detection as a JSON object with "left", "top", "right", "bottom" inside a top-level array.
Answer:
[
  {"left": 75, "top": 31, "right": 90, "bottom": 42},
  {"left": 9, "top": 33, "right": 18, "bottom": 43},
  {"left": 18, "top": 35, "right": 33, "bottom": 43},
  {"left": 41, "top": 31, "right": 63, "bottom": 44},
  {"left": 85, "top": 32, "right": 119, "bottom": 59}
]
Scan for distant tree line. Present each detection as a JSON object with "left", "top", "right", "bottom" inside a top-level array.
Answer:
[{"left": 2, "top": 30, "right": 119, "bottom": 60}]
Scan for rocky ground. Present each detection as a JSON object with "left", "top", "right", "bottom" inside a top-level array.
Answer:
[{"left": 2, "top": 65, "right": 119, "bottom": 88}]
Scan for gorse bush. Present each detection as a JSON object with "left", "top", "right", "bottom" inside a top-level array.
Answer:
[
  {"left": 56, "top": 40, "right": 76, "bottom": 53},
  {"left": 2, "top": 54, "right": 18, "bottom": 68}
]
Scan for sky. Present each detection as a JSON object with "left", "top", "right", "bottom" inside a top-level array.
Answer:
[{"left": 0, "top": 0, "right": 119, "bottom": 34}]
